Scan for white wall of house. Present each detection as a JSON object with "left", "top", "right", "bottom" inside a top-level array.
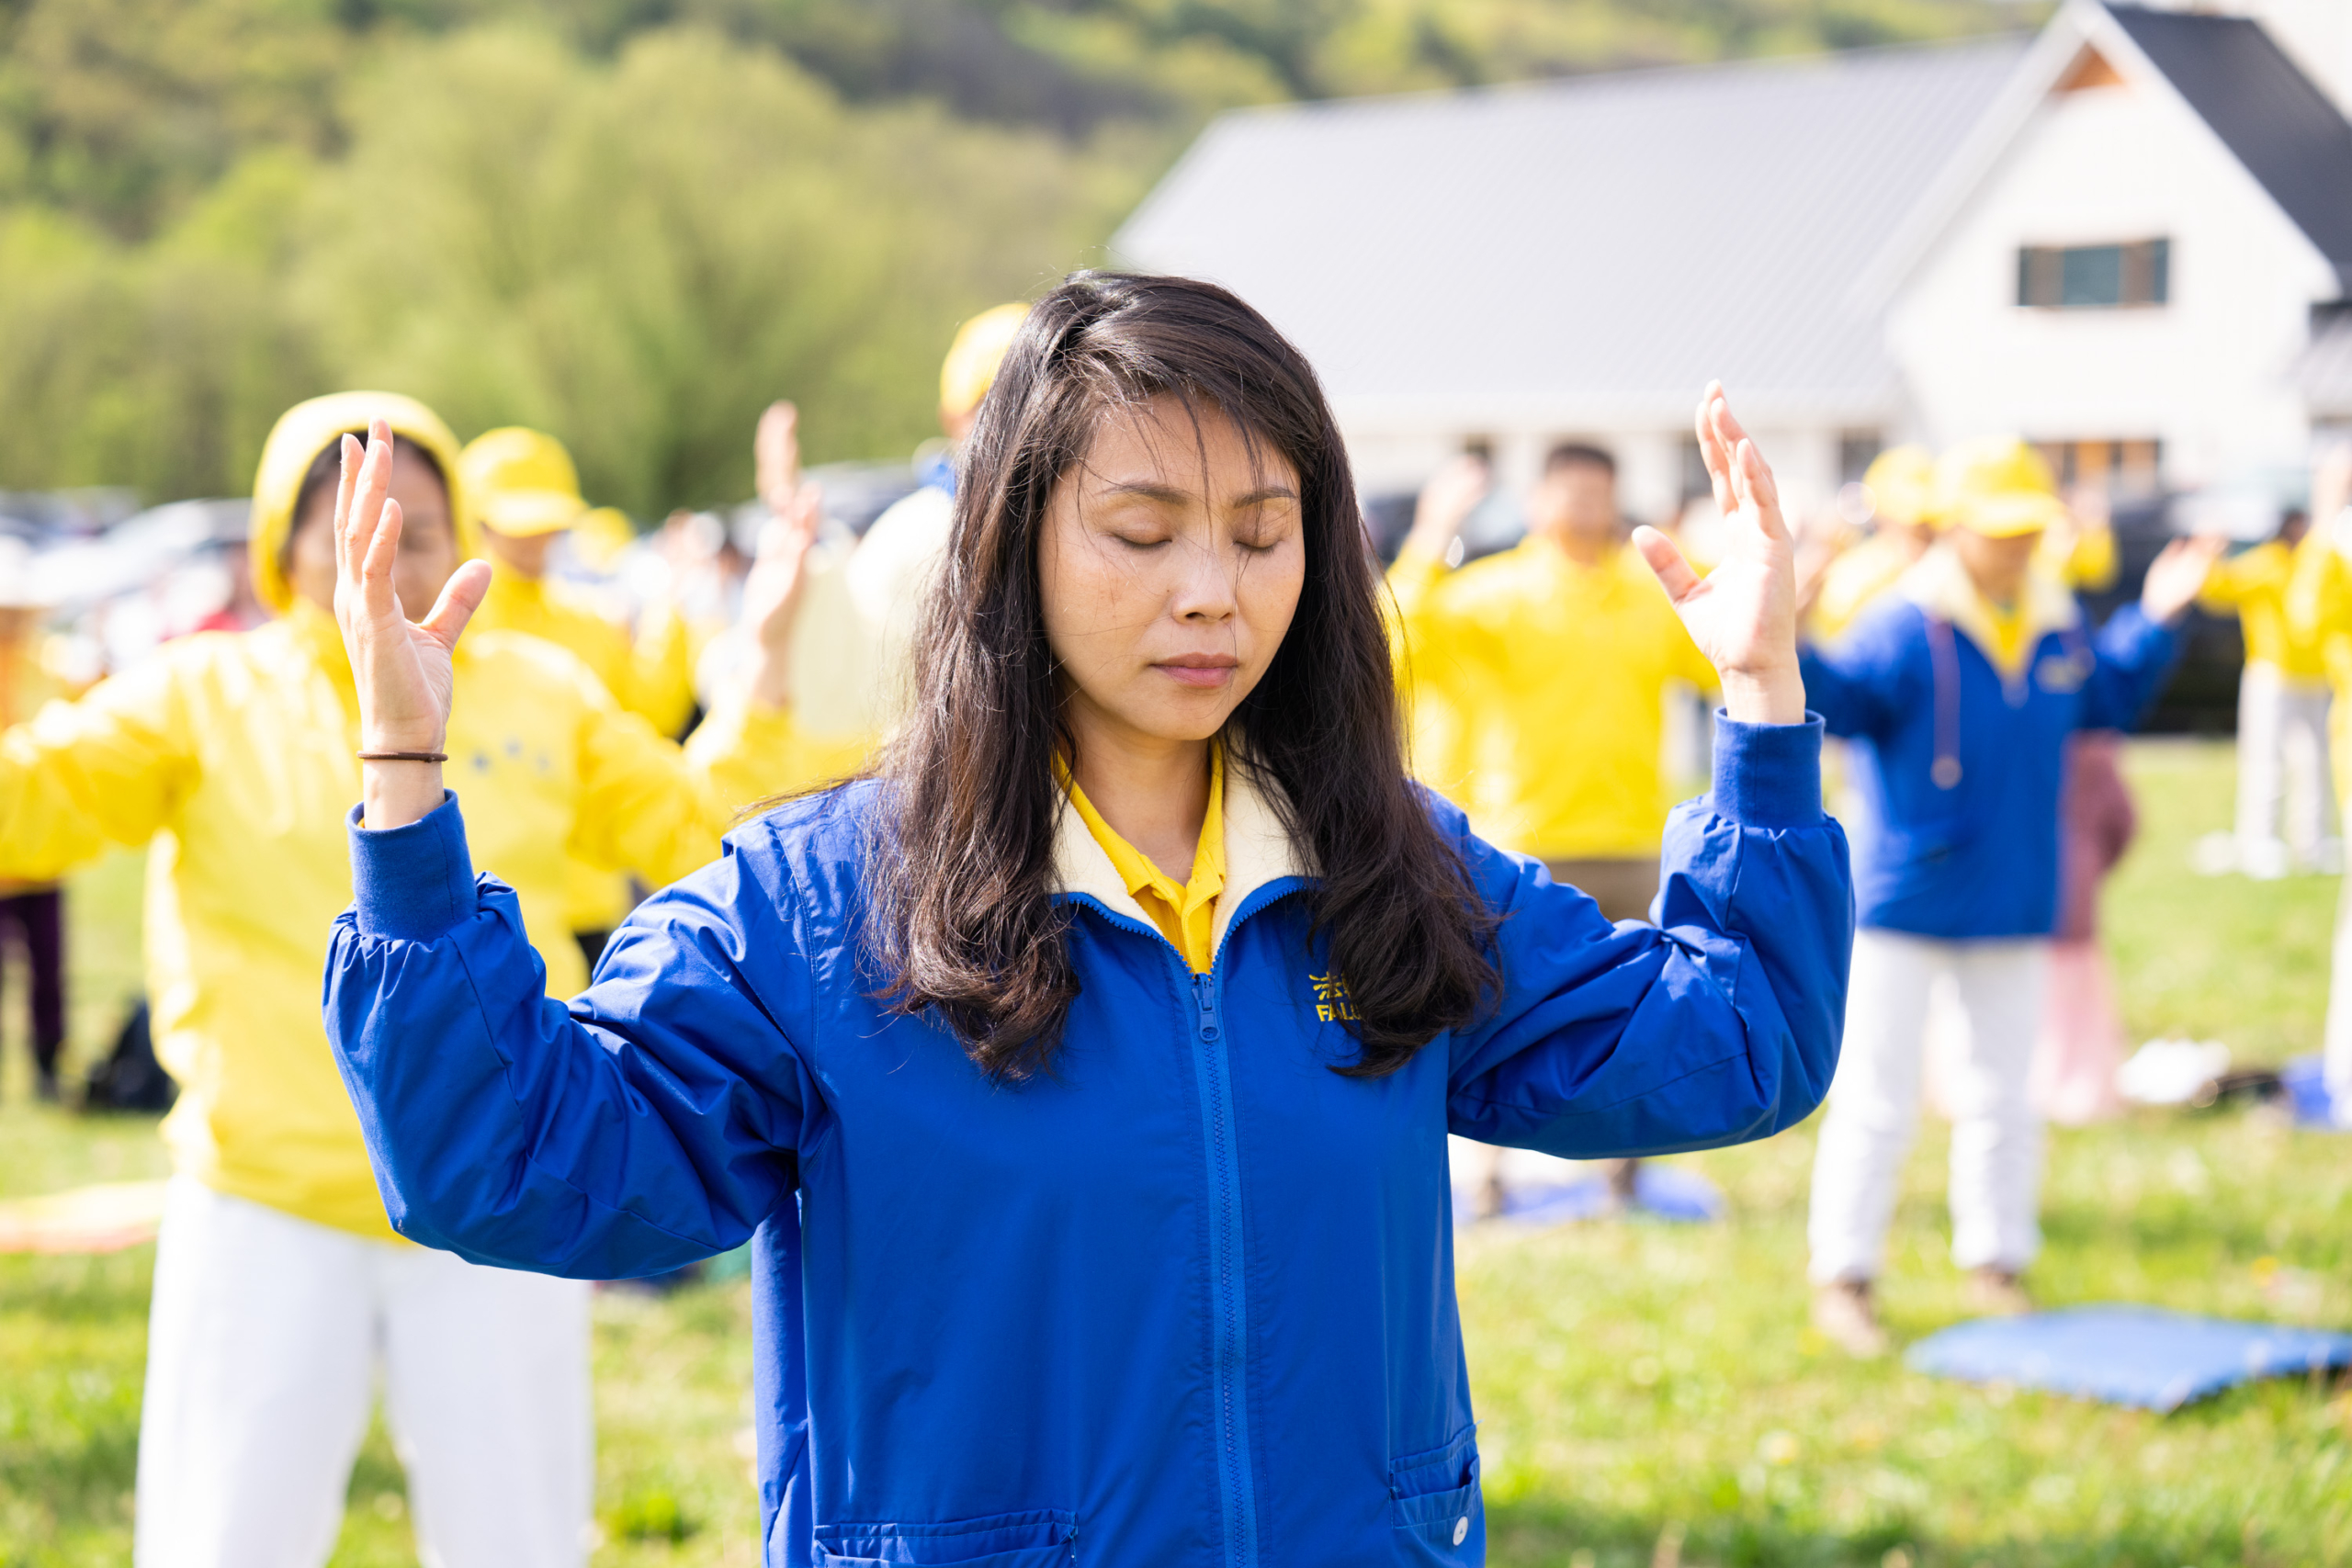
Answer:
[{"left": 1885, "top": 68, "right": 2339, "bottom": 489}]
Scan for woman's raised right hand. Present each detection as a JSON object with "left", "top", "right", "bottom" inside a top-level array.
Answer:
[{"left": 334, "top": 420, "right": 492, "bottom": 828}]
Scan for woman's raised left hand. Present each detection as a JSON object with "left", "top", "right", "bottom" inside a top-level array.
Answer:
[
  {"left": 1633, "top": 383, "right": 1807, "bottom": 726},
  {"left": 335, "top": 420, "right": 494, "bottom": 828}
]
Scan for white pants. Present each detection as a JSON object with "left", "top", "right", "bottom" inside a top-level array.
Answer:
[
  {"left": 2323, "top": 879, "right": 2352, "bottom": 1117},
  {"left": 135, "top": 1179, "right": 592, "bottom": 1568},
  {"left": 1808, "top": 931, "right": 2050, "bottom": 1283},
  {"left": 2235, "top": 661, "right": 2334, "bottom": 869}
]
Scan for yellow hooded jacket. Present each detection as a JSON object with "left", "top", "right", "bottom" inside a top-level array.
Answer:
[
  {"left": 0, "top": 392, "right": 820, "bottom": 1239},
  {"left": 1388, "top": 536, "right": 1717, "bottom": 859},
  {"left": 471, "top": 568, "right": 702, "bottom": 933}
]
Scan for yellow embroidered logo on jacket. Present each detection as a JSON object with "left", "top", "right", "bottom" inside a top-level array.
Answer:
[{"left": 1310, "top": 972, "right": 1361, "bottom": 1023}]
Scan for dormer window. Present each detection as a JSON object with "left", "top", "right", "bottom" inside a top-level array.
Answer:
[{"left": 2018, "top": 239, "right": 2171, "bottom": 309}]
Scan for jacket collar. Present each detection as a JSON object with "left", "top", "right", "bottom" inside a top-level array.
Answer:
[
  {"left": 1899, "top": 539, "right": 2079, "bottom": 678},
  {"left": 1051, "top": 744, "right": 1307, "bottom": 963}
]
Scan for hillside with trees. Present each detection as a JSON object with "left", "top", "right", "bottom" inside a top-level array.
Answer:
[{"left": 0, "top": 0, "right": 2041, "bottom": 511}]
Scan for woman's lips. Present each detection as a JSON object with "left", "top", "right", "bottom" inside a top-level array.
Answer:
[{"left": 1156, "top": 656, "right": 1239, "bottom": 689}]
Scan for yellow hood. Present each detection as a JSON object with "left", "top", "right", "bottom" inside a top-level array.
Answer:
[{"left": 249, "top": 391, "right": 474, "bottom": 615}]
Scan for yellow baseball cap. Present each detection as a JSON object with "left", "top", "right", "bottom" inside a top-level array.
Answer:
[
  {"left": 461, "top": 427, "right": 591, "bottom": 537},
  {"left": 571, "top": 506, "right": 638, "bottom": 571},
  {"left": 249, "top": 391, "right": 472, "bottom": 615},
  {"left": 1937, "top": 437, "right": 2067, "bottom": 538},
  {"left": 1861, "top": 446, "right": 1938, "bottom": 528},
  {"left": 940, "top": 303, "right": 1031, "bottom": 422}
]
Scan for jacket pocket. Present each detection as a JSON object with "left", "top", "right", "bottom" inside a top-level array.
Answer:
[
  {"left": 1389, "top": 1427, "right": 1481, "bottom": 1562},
  {"left": 812, "top": 1507, "right": 1077, "bottom": 1567}
]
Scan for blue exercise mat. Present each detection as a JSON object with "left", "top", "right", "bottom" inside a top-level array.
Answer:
[
  {"left": 1453, "top": 1163, "right": 1724, "bottom": 1227},
  {"left": 2281, "top": 1055, "right": 2346, "bottom": 1130},
  {"left": 1907, "top": 1305, "right": 2352, "bottom": 1411}
]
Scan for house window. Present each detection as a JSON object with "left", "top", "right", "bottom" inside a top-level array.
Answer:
[
  {"left": 1678, "top": 438, "right": 1712, "bottom": 505},
  {"left": 1838, "top": 431, "right": 1883, "bottom": 484},
  {"left": 2030, "top": 438, "right": 2164, "bottom": 496},
  {"left": 2017, "top": 239, "right": 2170, "bottom": 309}
]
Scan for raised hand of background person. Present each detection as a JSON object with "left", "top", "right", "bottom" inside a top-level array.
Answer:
[
  {"left": 334, "top": 420, "right": 492, "bottom": 830},
  {"left": 2139, "top": 533, "right": 2226, "bottom": 626},
  {"left": 736, "top": 479, "right": 824, "bottom": 710},
  {"left": 1400, "top": 452, "right": 1489, "bottom": 561},
  {"left": 1792, "top": 500, "right": 1851, "bottom": 624},
  {"left": 1632, "top": 382, "right": 1804, "bottom": 726},
  {"left": 2316, "top": 444, "right": 2352, "bottom": 540},
  {"left": 755, "top": 400, "right": 802, "bottom": 519}
]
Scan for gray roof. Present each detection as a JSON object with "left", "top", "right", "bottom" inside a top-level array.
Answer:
[
  {"left": 1113, "top": 39, "right": 2029, "bottom": 431},
  {"left": 2107, "top": 5, "right": 2352, "bottom": 294}
]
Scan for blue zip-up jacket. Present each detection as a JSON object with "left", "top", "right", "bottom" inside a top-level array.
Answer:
[
  {"left": 323, "top": 715, "right": 1851, "bottom": 1568},
  {"left": 1800, "top": 553, "right": 2178, "bottom": 941}
]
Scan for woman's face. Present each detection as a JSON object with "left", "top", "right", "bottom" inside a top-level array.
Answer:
[
  {"left": 286, "top": 444, "right": 458, "bottom": 618},
  {"left": 1038, "top": 394, "right": 1306, "bottom": 751}
]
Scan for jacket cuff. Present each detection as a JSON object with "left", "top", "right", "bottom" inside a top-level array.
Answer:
[
  {"left": 347, "top": 791, "right": 478, "bottom": 941},
  {"left": 1710, "top": 711, "right": 1826, "bottom": 829}
]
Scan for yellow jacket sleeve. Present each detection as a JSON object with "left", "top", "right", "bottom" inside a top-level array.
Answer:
[
  {"left": 626, "top": 603, "right": 699, "bottom": 741},
  {"left": 1384, "top": 544, "right": 1489, "bottom": 794},
  {"left": 0, "top": 656, "right": 196, "bottom": 882},
  {"left": 1385, "top": 542, "right": 1497, "bottom": 678},
  {"left": 2290, "top": 535, "right": 2352, "bottom": 684},
  {"left": 567, "top": 677, "right": 851, "bottom": 891},
  {"left": 2200, "top": 548, "right": 2259, "bottom": 613},
  {"left": 1385, "top": 543, "right": 1450, "bottom": 635},
  {"left": 1669, "top": 610, "right": 1719, "bottom": 692},
  {"left": 2066, "top": 525, "right": 2118, "bottom": 593}
]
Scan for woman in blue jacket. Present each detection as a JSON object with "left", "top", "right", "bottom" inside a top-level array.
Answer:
[{"left": 322, "top": 273, "right": 1852, "bottom": 1568}]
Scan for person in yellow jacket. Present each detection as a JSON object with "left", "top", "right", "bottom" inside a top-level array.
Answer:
[
  {"left": 1807, "top": 446, "right": 1941, "bottom": 642},
  {"left": 1389, "top": 439, "right": 1717, "bottom": 1216},
  {"left": 462, "top": 424, "right": 700, "bottom": 966},
  {"left": 1390, "top": 440, "right": 1717, "bottom": 910},
  {"left": 2204, "top": 504, "right": 2333, "bottom": 877},
  {"left": 0, "top": 390, "right": 826, "bottom": 1568}
]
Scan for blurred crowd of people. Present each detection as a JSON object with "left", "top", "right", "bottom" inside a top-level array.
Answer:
[
  {"left": 0, "top": 305, "right": 1023, "bottom": 1567},
  {"left": 0, "top": 294, "right": 2344, "bottom": 1560},
  {"left": 1385, "top": 429, "right": 2352, "bottom": 1360}
]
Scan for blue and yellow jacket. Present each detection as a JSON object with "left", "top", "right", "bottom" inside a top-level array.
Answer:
[
  {"left": 324, "top": 716, "right": 1851, "bottom": 1568},
  {"left": 1800, "top": 546, "right": 2178, "bottom": 940}
]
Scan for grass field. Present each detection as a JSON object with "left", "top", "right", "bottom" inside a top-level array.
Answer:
[{"left": 2, "top": 739, "right": 2348, "bottom": 1567}]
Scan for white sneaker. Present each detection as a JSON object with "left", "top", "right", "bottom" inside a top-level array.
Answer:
[
  {"left": 2190, "top": 832, "right": 2238, "bottom": 876},
  {"left": 2242, "top": 837, "right": 2293, "bottom": 880}
]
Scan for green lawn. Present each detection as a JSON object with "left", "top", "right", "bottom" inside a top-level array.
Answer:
[{"left": 2, "top": 740, "right": 2347, "bottom": 1566}]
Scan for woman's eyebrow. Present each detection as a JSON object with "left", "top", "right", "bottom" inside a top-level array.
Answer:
[
  {"left": 1230, "top": 485, "right": 1298, "bottom": 506},
  {"left": 1096, "top": 479, "right": 1298, "bottom": 506},
  {"left": 1098, "top": 480, "right": 1191, "bottom": 506}
]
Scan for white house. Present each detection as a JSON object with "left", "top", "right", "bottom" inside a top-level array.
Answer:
[{"left": 1111, "top": 1, "right": 2352, "bottom": 525}]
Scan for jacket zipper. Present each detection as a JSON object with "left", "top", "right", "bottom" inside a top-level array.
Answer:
[
  {"left": 1190, "top": 965, "right": 1260, "bottom": 1568},
  {"left": 1060, "top": 886, "right": 1298, "bottom": 1568}
]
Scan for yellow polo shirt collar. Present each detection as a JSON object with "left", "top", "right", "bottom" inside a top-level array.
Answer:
[{"left": 1061, "top": 748, "right": 1225, "bottom": 973}]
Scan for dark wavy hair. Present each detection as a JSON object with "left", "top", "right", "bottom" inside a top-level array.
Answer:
[{"left": 863, "top": 271, "right": 1498, "bottom": 1079}]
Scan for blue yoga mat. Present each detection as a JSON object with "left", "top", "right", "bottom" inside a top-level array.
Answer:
[
  {"left": 2281, "top": 1055, "right": 2346, "bottom": 1130},
  {"left": 1453, "top": 1163, "right": 1724, "bottom": 1227},
  {"left": 1907, "top": 1305, "right": 2352, "bottom": 1411}
]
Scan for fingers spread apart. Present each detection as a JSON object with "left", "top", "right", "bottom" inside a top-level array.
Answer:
[{"left": 1632, "top": 524, "right": 1701, "bottom": 604}]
